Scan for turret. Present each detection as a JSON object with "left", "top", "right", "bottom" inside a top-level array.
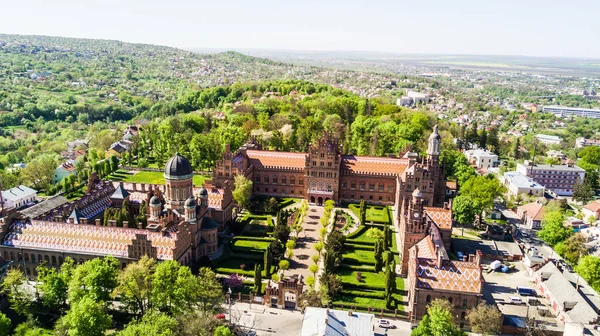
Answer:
[
  {"left": 149, "top": 195, "right": 161, "bottom": 219},
  {"left": 184, "top": 196, "right": 196, "bottom": 222},
  {"left": 198, "top": 188, "right": 209, "bottom": 207},
  {"left": 427, "top": 125, "right": 441, "bottom": 157}
]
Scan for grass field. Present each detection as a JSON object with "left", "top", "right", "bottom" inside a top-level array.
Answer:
[
  {"left": 342, "top": 249, "right": 376, "bottom": 265},
  {"left": 108, "top": 170, "right": 209, "bottom": 186},
  {"left": 231, "top": 239, "right": 271, "bottom": 253},
  {"left": 347, "top": 204, "right": 391, "bottom": 224}
]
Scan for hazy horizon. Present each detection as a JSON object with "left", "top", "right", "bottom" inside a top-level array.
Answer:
[{"left": 1, "top": 0, "right": 598, "bottom": 59}]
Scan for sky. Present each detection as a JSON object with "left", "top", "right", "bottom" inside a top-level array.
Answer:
[{"left": 0, "top": 0, "right": 598, "bottom": 58}]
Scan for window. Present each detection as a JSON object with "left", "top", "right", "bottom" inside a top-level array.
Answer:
[
  {"left": 273, "top": 177, "right": 278, "bottom": 184},
  {"left": 320, "top": 153, "right": 325, "bottom": 158},
  {"left": 351, "top": 195, "right": 355, "bottom": 199},
  {"left": 379, "top": 196, "right": 382, "bottom": 201},
  {"left": 264, "top": 176, "right": 269, "bottom": 183},
  {"left": 462, "top": 299, "right": 467, "bottom": 308},
  {"left": 360, "top": 182, "right": 365, "bottom": 190},
  {"left": 291, "top": 190, "right": 294, "bottom": 194},
  {"left": 388, "top": 186, "right": 394, "bottom": 192},
  {"left": 369, "top": 184, "right": 375, "bottom": 191},
  {"left": 320, "top": 161, "right": 324, "bottom": 166},
  {"left": 426, "top": 295, "right": 431, "bottom": 303},
  {"left": 328, "top": 162, "right": 332, "bottom": 167},
  {"left": 449, "top": 297, "right": 453, "bottom": 304},
  {"left": 312, "top": 161, "right": 316, "bottom": 166},
  {"left": 255, "top": 176, "right": 261, "bottom": 183},
  {"left": 379, "top": 184, "right": 384, "bottom": 191},
  {"left": 351, "top": 182, "right": 356, "bottom": 190},
  {"left": 369, "top": 195, "right": 373, "bottom": 200},
  {"left": 273, "top": 188, "right": 277, "bottom": 193},
  {"left": 290, "top": 178, "right": 295, "bottom": 185},
  {"left": 341, "top": 182, "right": 347, "bottom": 189},
  {"left": 299, "top": 179, "right": 304, "bottom": 186},
  {"left": 281, "top": 177, "right": 286, "bottom": 184}
]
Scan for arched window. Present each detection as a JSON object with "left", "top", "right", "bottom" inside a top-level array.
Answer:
[
  {"left": 462, "top": 299, "right": 467, "bottom": 308},
  {"left": 448, "top": 297, "right": 453, "bottom": 304},
  {"left": 44, "top": 255, "right": 49, "bottom": 263},
  {"left": 31, "top": 254, "right": 36, "bottom": 263},
  {"left": 58, "top": 257, "right": 63, "bottom": 265},
  {"left": 38, "top": 255, "right": 43, "bottom": 263},
  {"left": 24, "top": 253, "right": 29, "bottom": 262},
  {"left": 426, "top": 295, "right": 431, "bottom": 303},
  {"left": 327, "top": 183, "right": 332, "bottom": 192},
  {"left": 460, "top": 312, "right": 466, "bottom": 320},
  {"left": 310, "top": 181, "right": 317, "bottom": 189},
  {"left": 51, "top": 256, "right": 57, "bottom": 265}
]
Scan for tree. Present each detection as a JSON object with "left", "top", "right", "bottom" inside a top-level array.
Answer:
[
  {"left": 118, "top": 313, "right": 178, "bottom": 336},
  {"left": 1, "top": 269, "right": 34, "bottom": 316},
  {"left": 68, "top": 256, "right": 119, "bottom": 304},
  {"left": 573, "top": 178, "right": 595, "bottom": 204},
  {"left": 152, "top": 261, "right": 201, "bottom": 315},
  {"left": 576, "top": 256, "right": 600, "bottom": 292},
  {"left": 459, "top": 175, "right": 505, "bottom": 224},
  {"left": 279, "top": 260, "right": 290, "bottom": 273},
  {"left": 110, "top": 155, "right": 119, "bottom": 172},
  {"left": 19, "top": 154, "right": 56, "bottom": 190},
  {"left": 0, "top": 312, "right": 10, "bottom": 336},
  {"left": 36, "top": 257, "right": 74, "bottom": 310},
  {"left": 114, "top": 256, "right": 156, "bottom": 316},
  {"left": 273, "top": 221, "right": 291, "bottom": 245},
  {"left": 359, "top": 200, "right": 366, "bottom": 224},
  {"left": 196, "top": 267, "right": 224, "bottom": 315},
  {"left": 214, "top": 326, "right": 234, "bottom": 336},
  {"left": 554, "top": 233, "right": 588, "bottom": 265},
  {"left": 57, "top": 296, "right": 112, "bottom": 336},
  {"left": 366, "top": 227, "right": 384, "bottom": 240},
  {"left": 319, "top": 273, "right": 342, "bottom": 300},
  {"left": 512, "top": 137, "right": 521, "bottom": 159},
  {"left": 538, "top": 210, "right": 572, "bottom": 246},
  {"left": 264, "top": 248, "right": 272, "bottom": 277},
  {"left": 384, "top": 265, "right": 395, "bottom": 308},
  {"left": 254, "top": 264, "right": 262, "bottom": 294},
  {"left": 374, "top": 240, "right": 383, "bottom": 272},
  {"left": 309, "top": 264, "right": 319, "bottom": 276},
  {"left": 452, "top": 195, "right": 477, "bottom": 227},
  {"left": 466, "top": 303, "right": 502, "bottom": 335},
  {"left": 268, "top": 241, "right": 285, "bottom": 264},
  {"left": 411, "top": 299, "right": 465, "bottom": 336},
  {"left": 265, "top": 197, "right": 278, "bottom": 213},
  {"left": 13, "top": 320, "right": 53, "bottom": 336},
  {"left": 232, "top": 175, "right": 252, "bottom": 209}
]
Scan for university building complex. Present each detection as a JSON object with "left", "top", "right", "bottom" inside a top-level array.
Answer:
[{"left": 0, "top": 125, "right": 482, "bottom": 324}]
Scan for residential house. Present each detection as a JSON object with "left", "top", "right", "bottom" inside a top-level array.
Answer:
[
  {"left": 104, "top": 140, "right": 132, "bottom": 159},
  {"left": 546, "top": 150, "right": 566, "bottom": 160},
  {"left": 464, "top": 149, "right": 499, "bottom": 169},
  {"left": 1, "top": 185, "right": 37, "bottom": 210},
  {"left": 583, "top": 200, "right": 600, "bottom": 221},
  {"left": 53, "top": 162, "right": 77, "bottom": 183},
  {"left": 576, "top": 137, "right": 600, "bottom": 149},
  {"left": 517, "top": 202, "right": 545, "bottom": 229},
  {"left": 535, "top": 134, "right": 562, "bottom": 146}
]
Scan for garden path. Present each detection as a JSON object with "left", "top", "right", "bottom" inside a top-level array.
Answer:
[{"left": 288, "top": 206, "right": 323, "bottom": 282}]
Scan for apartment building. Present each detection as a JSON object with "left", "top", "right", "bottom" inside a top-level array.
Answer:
[
  {"left": 543, "top": 105, "right": 600, "bottom": 119},
  {"left": 516, "top": 162, "right": 585, "bottom": 196}
]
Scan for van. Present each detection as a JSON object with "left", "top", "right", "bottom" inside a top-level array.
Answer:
[
  {"left": 509, "top": 297, "right": 525, "bottom": 305},
  {"left": 517, "top": 286, "right": 536, "bottom": 296}
]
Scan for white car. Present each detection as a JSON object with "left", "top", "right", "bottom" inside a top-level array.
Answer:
[
  {"left": 378, "top": 319, "right": 396, "bottom": 329},
  {"left": 509, "top": 297, "right": 526, "bottom": 305}
]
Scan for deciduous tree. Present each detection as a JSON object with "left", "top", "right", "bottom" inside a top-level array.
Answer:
[
  {"left": 466, "top": 303, "right": 502, "bottom": 335},
  {"left": 57, "top": 296, "right": 112, "bottom": 336},
  {"left": 232, "top": 175, "right": 252, "bottom": 210}
]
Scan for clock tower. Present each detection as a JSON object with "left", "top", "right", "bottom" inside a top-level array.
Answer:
[{"left": 398, "top": 188, "right": 428, "bottom": 274}]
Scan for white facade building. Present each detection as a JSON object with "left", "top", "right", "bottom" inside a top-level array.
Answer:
[
  {"left": 544, "top": 105, "right": 600, "bottom": 119},
  {"left": 535, "top": 134, "right": 562, "bottom": 146},
  {"left": 464, "top": 149, "right": 499, "bottom": 169},
  {"left": 1, "top": 185, "right": 37, "bottom": 210},
  {"left": 502, "top": 171, "right": 545, "bottom": 197},
  {"left": 576, "top": 137, "right": 600, "bottom": 148}
]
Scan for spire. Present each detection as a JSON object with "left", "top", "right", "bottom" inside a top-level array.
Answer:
[{"left": 427, "top": 125, "right": 441, "bottom": 156}]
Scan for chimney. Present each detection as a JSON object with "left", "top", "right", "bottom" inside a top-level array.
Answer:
[
  {"left": 132, "top": 183, "right": 137, "bottom": 192},
  {"left": 437, "top": 251, "right": 443, "bottom": 268},
  {"left": 476, "top": 250, "right": 482, "bottom": 266},
  {"left": 123, "top": 221, "right": 129, "bottom": 228},
  {"left": 95, "top": 219, "right": 101, "bottom": 226}
]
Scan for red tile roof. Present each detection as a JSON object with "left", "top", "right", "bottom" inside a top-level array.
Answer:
[
  {"left": 583, "top": 201, "right": 600, "bottom": 213},
  {"left": 445, "top": 181, "right": 457, "bottom": 190},
  {"left": 416, "top": 258, "right": 483, "bottom": 293},
  {"left": 341, "top": 155, "right": 407, "bottom": 176},
  {"left": 246, "top": 150, "right": 306, "bottom": 170},
  {"left": 518, "top": 202, "right": 545, "bottom": 221},
  {"left": 424, "top": 207, "right": 453, "bottom": 229}
]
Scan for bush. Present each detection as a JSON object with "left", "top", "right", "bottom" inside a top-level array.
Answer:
[{"left": 346, "top": 225, "right": 368, "bottom": 239}]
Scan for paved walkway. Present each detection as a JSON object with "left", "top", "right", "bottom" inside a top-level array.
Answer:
[{"left": 289, "top": 206, "right": 323, "bottom": 281}]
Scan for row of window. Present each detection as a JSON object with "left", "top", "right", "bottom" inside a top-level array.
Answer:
[
  {"left": 255, "top": 176, "right": 304, "bottom": 186},
  {"left": 255, "top": 187, "right": 304, "bottom": 195},
  {"left": 341, "top": 194, "right": 392, "bottom": 202},
  {"left": 309, "top": 171, "right": 336, "bottom": 178},
  {"left": 312, "top": 160, "right": 334, "bottom": 168},
  {"left": 341, "top": 181, "right": 394, "bottom": 192}
]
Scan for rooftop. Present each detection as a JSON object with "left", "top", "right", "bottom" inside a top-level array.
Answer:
[
  {"left": 517, "top": 163, "right": 585, "bottom": 173},
  {"left": 301, "top": 307, "right": 374, "bottom": 336},
  {"left": 341, "top": 155, "right": 407, "bottom": 176},
  {"left": 246, "top": 150, "right": 306, "bottom": 170},
  {"left": 517, "top": 202, "right": 545, "bottom": 221},
  {"left": 535, "top": 134, "right": 562, "bottom": 141},
  {"left": 424, "top": 206, "right": 452, "bottom": 229},
  {"left": 503, "top": 171, "right": 544, "bottom": 189},
  {"left": 20, "top": 195, "right": 69, "bottom": 219},
  {"left": 1, "top": 185, "right": 37, "bottom": 202}
]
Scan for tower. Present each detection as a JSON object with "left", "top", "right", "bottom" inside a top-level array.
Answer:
[
  {"left": 427, "top": 125, "right": 441, "bottom": 159},
  {"left": 399, "top": 188, "right": 428, "bottom": 274},
  {"left": 184, "top": 196, "right": 196, "bottom": 222},
  {"left": 164, "top": 153, "right": 193, "bottom": 211},
  {"left": 304, "top": 132, "right": 341, "bottom": 204},
  {"left": 198, "top": 188, "right": 209, "bottom": 208},
  {"left": 149, "top": 195, "right": 161, "bottom": 219}
]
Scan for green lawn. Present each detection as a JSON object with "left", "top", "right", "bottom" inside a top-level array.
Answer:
[
  {"left": 347, "top": 204, "right": 391, "bottom": 224},
  {"left": 108, "top": 170, "right": 209, "bottom": 186},
  {"left": 231, "top": 239, "right": 271, "bottom": 253},
  {"left": 343, "top": 249, "right": 376, "bottom": 265}
]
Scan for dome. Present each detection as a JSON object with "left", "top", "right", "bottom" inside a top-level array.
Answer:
[
  {"left": 198, "top": 188, "right": 208, "bottom": 197},
  {"left": 150, "top": 195, "right": 161, "bottom": 206},
  {"left": 429, "top": 125, "right": 441, "bottom": 141},
  {"left": 164, "top": 153, "right": 193, "bottom": 179},
  {"left": 185, "top": 196, "right": 196, "bottom": 208}
]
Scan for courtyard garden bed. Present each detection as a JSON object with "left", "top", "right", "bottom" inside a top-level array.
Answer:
[{"left": 347, "top": 204, "right": 392, "bottom": 224}]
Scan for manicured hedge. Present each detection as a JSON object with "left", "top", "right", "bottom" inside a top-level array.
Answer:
[
  {"left": 345, "top": 239, "right": 376, "bottom": 246},
  {"left": 232, "top": 236, "right": 275, "bottom": 242},
  {"left": 344, "top": 290, "right": 386, "bottom": 300},
  {"left": 344, "top": 243, "right": 374, "bottom": 251},
  {"left": 346, "top": 225, "right": 368, "bottom": 239},
  {"left": 340, "top": 265, "right": 375, "bottom": 272}
]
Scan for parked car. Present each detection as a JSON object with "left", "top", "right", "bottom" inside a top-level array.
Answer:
[
  {"left": 509, "top": 297, "right": 526, "bottom": 305},
  {"left": 378, "top": 319, "right": 396, "bottom": 329}
]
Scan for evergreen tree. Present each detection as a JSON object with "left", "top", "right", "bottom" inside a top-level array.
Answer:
[
  {"left": 359, "top": 200, "right": 366, "bottom": 225},
  {"left": 383, "top": 225, "right": 390, "bottom": 251},
  {"left": 110, "top": 155, "right": 119, "bottom": 172},
  {"left": 374, "top": 240, "right": 383, "bottom": 272},
  {"left": 254, "top": 264, "right": 262, "bottom": 294},
  {"left": 512, "top": 137, "right": 520, "bottom": 159},
  {"left": 478, "top": 129, "right": 487, "bottom": 149},
  {"left": 488, "top": 127, "right": 500, "bottom": 155},
  {"left": 384, "top": 264, "right": 395, "bottom": 308},
  {"left": 264, "top": 248, "right": 272, "bottom": 277}
]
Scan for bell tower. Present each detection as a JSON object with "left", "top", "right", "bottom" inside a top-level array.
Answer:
[
  {"left": 399, "top": 188, "right": 428, "bottom": 274},
  {"left": 305, "top": 132, "right": 341, "bottom": 205}
]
